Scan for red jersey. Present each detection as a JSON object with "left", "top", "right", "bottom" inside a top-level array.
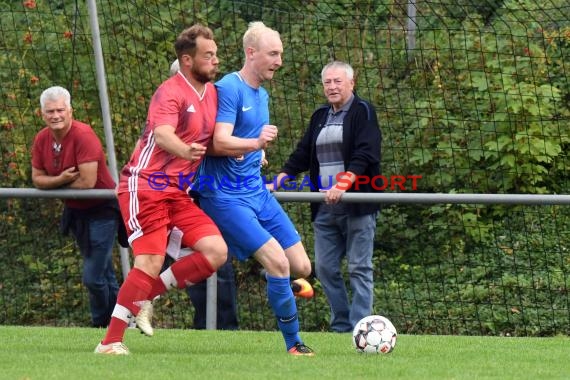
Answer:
[
  {"left": 118, "top": 73, "right": 217, "bottom": 193},
  {"left": 31, "top": 120, "right": 116, "bottom": 209}
]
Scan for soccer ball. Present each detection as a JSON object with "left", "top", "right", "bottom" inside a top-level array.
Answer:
[{"left": 352, "top": 315, "right": 397, "bottom": 354}]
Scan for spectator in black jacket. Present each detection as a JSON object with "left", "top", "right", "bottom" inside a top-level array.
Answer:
[{"left": 271, "top": 61, "right": 382, "bottom": 332}]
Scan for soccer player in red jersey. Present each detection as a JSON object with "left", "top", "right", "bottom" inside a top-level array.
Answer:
[{"left": 95, "top": 24, "right": 227, "bottom": 355}]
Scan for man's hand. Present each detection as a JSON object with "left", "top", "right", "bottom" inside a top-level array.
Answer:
[
  {"left": 59, "top": 166, "right": 79, "bottom": 183},
  {"left": 322, "top": 186, "right": 346, "bottom": 204},
  {"left": 188, "top": 142, "right": 207, "bottom": 161},
  {"left": 322, "top": 172, "right": 355, "bottom": 204},
  {"left": 257, "top": 125, "right": 278, "bottom": 149}
]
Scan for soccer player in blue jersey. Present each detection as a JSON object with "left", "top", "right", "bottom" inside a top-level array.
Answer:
[{"left": 198, "top": 21, "right": 315, "bottom": 356}]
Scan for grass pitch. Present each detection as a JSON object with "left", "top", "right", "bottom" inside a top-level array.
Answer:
[{"left": 0, "top": 326, "right": 567, "bottom": 379}]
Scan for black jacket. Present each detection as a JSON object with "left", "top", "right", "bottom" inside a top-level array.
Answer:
[{"left": 281, "top": 94, "right": 382, "bottom": 221}]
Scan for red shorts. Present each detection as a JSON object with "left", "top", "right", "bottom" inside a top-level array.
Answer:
[{"left": 118, "top": 190, "right": 221, "bottom": 256}]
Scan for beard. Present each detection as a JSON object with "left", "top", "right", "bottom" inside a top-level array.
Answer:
[{"left": 192, "top": 67, "right": 218, "bottom": 83}]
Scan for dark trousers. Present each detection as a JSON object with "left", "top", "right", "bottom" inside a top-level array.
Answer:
[
  {"left": 186, "top": 257, "right": 238, "bottom": 330},
  {"left": 72, "top": 217, "right": 120, "bottom": 327}
]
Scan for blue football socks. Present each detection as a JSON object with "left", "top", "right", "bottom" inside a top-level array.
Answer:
[{"left": 266, "top": 273, "right": 302, "bottom": 350}]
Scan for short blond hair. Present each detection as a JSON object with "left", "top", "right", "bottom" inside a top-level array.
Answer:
[{"left": 242, "top": 21, "right": 280, "bottom": 51}]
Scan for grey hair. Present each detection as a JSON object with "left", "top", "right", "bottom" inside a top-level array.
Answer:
[
  {"left": 170, "top": 59, "right": 179, "bottom": 76},
  {"left": 243, "top": 21, "right": 280, "bottom": 51},
  {"left": 40, "top": 86, "right": 71, "bottom": 111},
  {"left": 321, "top": 61, "right": 354, "bottom": 82}
]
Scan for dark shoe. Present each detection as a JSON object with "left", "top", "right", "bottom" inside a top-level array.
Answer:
[{"left": 288, "top": 342, "right": 315, "bottom": 356}]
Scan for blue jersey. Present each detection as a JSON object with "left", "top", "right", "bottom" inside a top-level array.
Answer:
[{"left": 198, "top": 72, "right": 269, "bottom": 198}]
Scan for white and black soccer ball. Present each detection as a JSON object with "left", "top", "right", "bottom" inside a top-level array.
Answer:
[{"left": 352, "top": 315, "right": 397, "bottom": 354}]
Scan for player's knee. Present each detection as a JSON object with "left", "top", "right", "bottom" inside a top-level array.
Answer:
[
  {"left": 301, "top": 262, "right": 312, "bottom": 278},
  {"left": 212, "top": 251, "right": 228, "bottom": 269},
  {"left": 134, "top": 255, "right": 165, "bottom": 277},
  {"left": 202, "top": 239, "right": 228, "bottom": 269},
  {"left": 293, "top": 258, "right": 312, "bottom": 278},
  {"left": 263, "top": 255, "right": 290, "bottom": 277}
]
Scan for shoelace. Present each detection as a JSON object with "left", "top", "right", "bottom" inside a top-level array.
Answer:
[{"left": 293, "top": 343, "right": 313, "bottom": 353}]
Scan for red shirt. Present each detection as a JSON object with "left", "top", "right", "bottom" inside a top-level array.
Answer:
[
  {"left": 118, "top": 73, "right": 217, "bottom": 193},
  {"left": 31, "top": 120, "right": 116, "bottom": 209}
]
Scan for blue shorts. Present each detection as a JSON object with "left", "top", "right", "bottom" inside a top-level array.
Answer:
[{"left": 199, "top": 191, "right": 300, "bottom": 261}]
